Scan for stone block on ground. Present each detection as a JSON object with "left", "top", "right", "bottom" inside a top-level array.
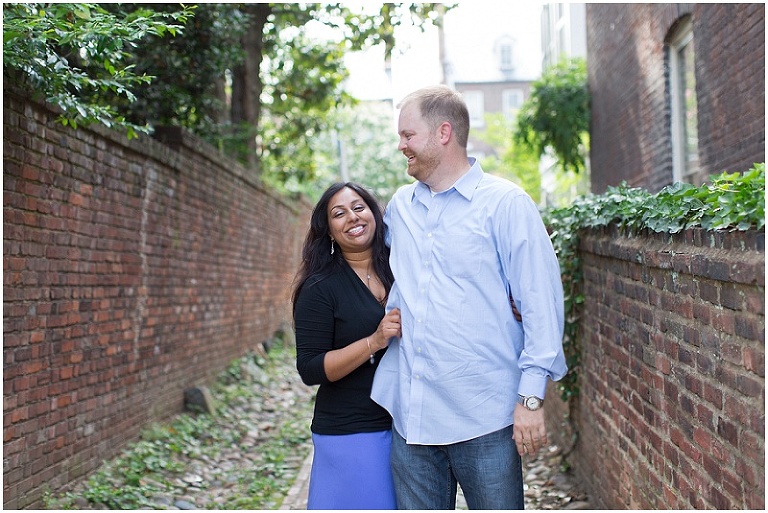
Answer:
[{"left": 184, "top": 386, "right": 216, "bottom": 414}]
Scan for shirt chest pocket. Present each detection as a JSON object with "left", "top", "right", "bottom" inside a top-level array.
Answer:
[{"left": 436, "top": 230, "right": 490, "bottom": 278}]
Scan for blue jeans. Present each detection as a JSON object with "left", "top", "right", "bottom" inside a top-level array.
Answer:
[{"left": 390, "top": 425, "right": 524, "bottom": 509}]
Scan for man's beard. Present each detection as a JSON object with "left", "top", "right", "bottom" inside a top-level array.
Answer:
[{"left": 408, "top": 135, "right": 441, "bottom": 183}]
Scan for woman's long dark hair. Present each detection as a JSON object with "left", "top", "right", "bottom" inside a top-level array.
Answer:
[{"left": 291, "top": 182, "right": 394, "bottom": 314}]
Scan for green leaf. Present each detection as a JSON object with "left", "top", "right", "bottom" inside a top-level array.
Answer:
[
  {"left": 3, "top": 2, "right": 194, "bottom": 136},
  {"left": 73, "top": 5, "right": 91, "bottom": 20},
  {"left": 3, "top": 30, "right": 24, "bottom": 43}
]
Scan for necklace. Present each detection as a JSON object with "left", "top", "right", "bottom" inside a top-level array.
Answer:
[
  {"left": 349, "top": 260, "right": 385, "bottom": 305},
  {"left": 362, "top": 268, "right": 375, "bottom": 294},
  {"left": 350, "top": 261, "right": 372, "bottom": 288},
  {"left": 366, "top": 269, "right": 387, "bottom": 306}
]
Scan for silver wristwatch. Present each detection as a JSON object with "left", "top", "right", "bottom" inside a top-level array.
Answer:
[{"left": 517, "top": 394, "right": 544, "bottom": 411}]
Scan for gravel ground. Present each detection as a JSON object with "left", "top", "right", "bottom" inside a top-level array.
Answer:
[{"left": 54, "top": 345, "right": 590, "bottom": 510}]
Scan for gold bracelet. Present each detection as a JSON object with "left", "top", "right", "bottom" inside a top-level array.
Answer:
[{"left": 365, "top": 337, "right": 375, "bottom": 365}]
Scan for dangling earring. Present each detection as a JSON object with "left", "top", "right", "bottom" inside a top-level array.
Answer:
[{"left": 330, "top": 239, "right": 335, "bottom": 255}]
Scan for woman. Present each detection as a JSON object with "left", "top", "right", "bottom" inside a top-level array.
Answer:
[{"left": 292, "top": 182, "right": 401, "bottom": 510}]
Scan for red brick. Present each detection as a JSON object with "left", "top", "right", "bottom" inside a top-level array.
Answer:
[
  {"left": 4, "top": 89, "right": 311, "bottom": 509},
  {"left": 572, "top": 223, "right": 764, "bottom": 510}
]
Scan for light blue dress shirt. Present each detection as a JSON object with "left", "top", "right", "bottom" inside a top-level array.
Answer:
[{"left": 371, "top": 158, "right": 567, "bottom": 445}]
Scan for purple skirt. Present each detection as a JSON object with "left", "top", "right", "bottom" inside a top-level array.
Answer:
[{"left": 307, "top": 430, "right": 397, "bottom": 510}]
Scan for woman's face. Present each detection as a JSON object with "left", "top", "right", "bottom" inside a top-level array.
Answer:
[{"left": 327, "top": 187, "right": 377, "bottom": 255}]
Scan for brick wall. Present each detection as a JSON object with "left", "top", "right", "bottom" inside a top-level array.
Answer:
[
  {"left": 547, "top": 226, "right": 765, "bottom": 509},
  {"left": 693, "top": 3, "right": 765, "bottom": 181},
  {"left": 3, "top": 89, "right": 312, "bottom": 509},
  {"left": 587, "top": 3, "right": 765, "bottom": 193}
]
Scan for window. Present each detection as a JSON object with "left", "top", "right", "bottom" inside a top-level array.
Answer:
[
  {"left": 495, "top": 36, "right": 516, "bottom": 78},
  {"left": 502, "top": 89, "right": 525, "bottom": 119},
  {"left": 669, "top": 17, "right": 700, "bottom": 184},
  {"left": 499, "top": 43, "right": 514, "bottom": 72},
  {"left": 463, "top": 90, "right": 485, "bottom": 128}
]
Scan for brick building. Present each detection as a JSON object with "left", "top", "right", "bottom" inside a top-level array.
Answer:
[
  {"left": 586, "top": 3, "right": 765, "bottom": 193},
  {"left": 453, "top": 79, "right": 532, "bottom": 159}
]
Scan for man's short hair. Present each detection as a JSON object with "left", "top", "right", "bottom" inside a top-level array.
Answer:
[{"left": 398, "top": 85, "right": 470, "bottom": 148}]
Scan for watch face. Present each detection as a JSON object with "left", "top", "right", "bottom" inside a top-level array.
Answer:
[{"left": 526, "top": 396, "right": 541, "bottom": 410}]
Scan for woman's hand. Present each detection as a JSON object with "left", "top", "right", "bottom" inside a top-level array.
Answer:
[
  {"left": 322, "top": 308, "right": 401, "bottom": 382},
  {"left": 373, "top": 308, "right": 400, "bottom": 350}
]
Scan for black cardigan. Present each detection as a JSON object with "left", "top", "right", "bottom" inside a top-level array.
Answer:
[{"left": 294, "top": 261, "right": 392, "bottom": 435}]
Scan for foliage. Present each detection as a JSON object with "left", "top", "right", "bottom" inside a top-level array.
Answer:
[
  {"left": 49, "top": 345, "right": 314, "bottom": 510},
  {"left": 474, "top": 112, "right": 541, "bottom": 203},
  {"left": 321, "top": 2, "right": 451, "bottom": 58},
  {"left": 325, "top": 103, "right": 412, "bottom": 205},
  {"left": 93, "top": 3, "right": 248, "bottom": 138},
  {"left": 2, "top": 3, "right": 194, "bottom": 138},
  {"left": 267, "top": 101, "right": 411, "bottom": 204},
  {"left": 4, "top": 2, "right": 448, "bottom": 187},
  {"left": 543, "top": 163, "right": 765, "bottom": 401},
  {"left": 218, "top": 413, "right": 311, "bottom": 509},
  {"left": 253, "top": 3, "right": 448, "bottom": 185},
  {"left": 257, "top": 14, "right": 354, "bottom": 186},
  {"left": 516, "top": 57, "right": 590, "bottom": 174},
  {"left": 54, "top": 415, "right": 219, "bottom": 509}
]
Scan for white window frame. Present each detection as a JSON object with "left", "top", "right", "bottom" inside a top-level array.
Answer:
[
  {"left": 502, "top": 89, "right": 525, "bottom": 119},
  {"left": 669, "top": 18, "right": 699, "bottom": 183},
  {"left": 499, "top": 43, "right": 514, "bottom": 71}
]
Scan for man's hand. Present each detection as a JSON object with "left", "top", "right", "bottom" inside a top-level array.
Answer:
[
  {"left": 512, "top": 406, "right": 548, "bottom": 456},
  {"left": 509, "top": 295, "right": 522, "bottom": 322}
]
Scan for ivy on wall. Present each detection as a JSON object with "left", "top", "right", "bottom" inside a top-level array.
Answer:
[{"left": 543, "top": 163, "right": 765, "bottom": 401}]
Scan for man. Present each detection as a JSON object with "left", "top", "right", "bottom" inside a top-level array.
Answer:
[{"left": 371, "top": 85, "right": 567, "bottom": 509}]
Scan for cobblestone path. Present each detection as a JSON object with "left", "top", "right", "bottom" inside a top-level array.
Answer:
[{"left": 57, "top": 346, "right": 589, "bottom": 510}]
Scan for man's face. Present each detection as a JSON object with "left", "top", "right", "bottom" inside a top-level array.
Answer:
[{"left": 397, "top": 104, "right": 441, "bottom": 184}]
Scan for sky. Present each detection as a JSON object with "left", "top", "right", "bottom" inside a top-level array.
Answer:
[{"left": 343, "top": 1, "right": 546, "bottom": 103}]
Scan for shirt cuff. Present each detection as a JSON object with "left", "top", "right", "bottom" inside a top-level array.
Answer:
[{"left": 518, "top": 372, "right": 549, "bottom": 399}]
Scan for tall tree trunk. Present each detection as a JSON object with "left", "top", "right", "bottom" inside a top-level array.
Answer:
[
  {"left": 231, "top": 3, "right": 271, "bottom": 170},
  {"left": 436, "top": 4, "right": 448, "bottom": 86}
]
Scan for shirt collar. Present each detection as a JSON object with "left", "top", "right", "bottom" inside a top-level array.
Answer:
[
  {"left": 453, "top": 157, "right": 482, "bottom": 200},
  {"left": 411, "top": 157, "right": 483, "bottom": 202}
]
